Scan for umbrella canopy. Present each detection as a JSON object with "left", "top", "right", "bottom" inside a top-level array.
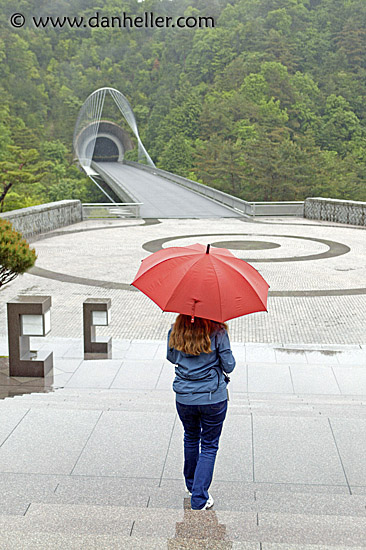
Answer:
[{"left": 131, "top": 243, "right": 269, "bottom": 323}]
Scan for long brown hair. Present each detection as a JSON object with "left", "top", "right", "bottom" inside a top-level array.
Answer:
[{"left": 169, "top": 314, "right": 228, "bottom": 356}]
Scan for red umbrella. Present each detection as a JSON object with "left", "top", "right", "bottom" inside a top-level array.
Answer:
[{"left": 131, "top": 243, "right": 269, "bottom": 323}]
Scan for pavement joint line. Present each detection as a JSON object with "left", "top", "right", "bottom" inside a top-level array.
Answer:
[
  {"left": 154, "top": 362, "right": 165, "bottom": 390},
  {"left": 0, "top": 408, "right": 30, "bottom": 449},
  {"left": 159, "top": 415, "right": 177, "bottom": 488},
  {"left": 107, "top": 361, "right": 124, "bottom": 390},
  {"left": 331, "top": 366, "right": 343, "bottom": 395},
  {"left": 69, "top": 410, "right": 104, "bottom": 476},
  {"left": 327, "top": 418, "right": 352, "bottom": 496},
  {"left": 251, "top": 413, "right": 255, "bottom": 483},
  {"left": 64, "top": 362, "right": 84, "bottom": 387},
  {"left": 0, "top": 471, "right": 165, "bottom": 480},
  {"left": 288, "top": 366, "right": 295, "bottom": 393}
]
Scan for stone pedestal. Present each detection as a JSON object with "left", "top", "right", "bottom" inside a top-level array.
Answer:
[
  {"left": 7, "top": 296, "right": 53, "bottom": 377},
  {"left": 83, "top": 298, "right": 112, "bottom": 359}
]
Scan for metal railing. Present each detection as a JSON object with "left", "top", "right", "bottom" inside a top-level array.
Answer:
[
  {"left": 124, "top": 161, "right": 305, "bottom": 217},
  {"left": 91, "top": 161, "right": 141, "bottom": 204},
  {"left": 82, "top": 203, "right": 142, "bottom": 219},
  {"left": 124, "top": 161, "right": 254, "bottom": 216},
  {"left": 251, "top": 201, "right": 304, "bottom": 217}
]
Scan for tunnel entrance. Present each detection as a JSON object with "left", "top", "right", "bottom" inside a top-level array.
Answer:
[
  {"left": 74, "top": 88, "right": 155, "bottom": 168},
  {"left": 86, "top": 137, "right": 120, "bottom": 162}
]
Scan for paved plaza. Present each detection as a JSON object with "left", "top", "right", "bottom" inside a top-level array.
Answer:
[
  {"left": 0, "top": 215, "right": 365, "bottom": 548},
  {"left": 0, "top": 215, "right": 365, "bottom": 343}
]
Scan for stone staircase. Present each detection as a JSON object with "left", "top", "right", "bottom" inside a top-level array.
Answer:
[
  {"left": 0, "top": 385, "right": 365, "bottom": 549},
  {"left": 0, "top": 490, "right": 365, "bottom": 548}
]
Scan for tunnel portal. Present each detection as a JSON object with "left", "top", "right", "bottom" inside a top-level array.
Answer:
[
  {"left": 86, "top": 136, "right": 119, "bottom": 162},
  {"left": 74, "top": 120, "right": 134, "bottom": 165}
]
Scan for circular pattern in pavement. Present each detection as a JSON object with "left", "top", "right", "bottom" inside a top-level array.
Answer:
[
  {"left": 211, "top": 240, "right": 281, "bottom": 251},
  {"left": 27, "top": 225, "right": 366, "bottom": 297},
  {"left": 142, "top": 233, "right": 350, "bottom": 263}
]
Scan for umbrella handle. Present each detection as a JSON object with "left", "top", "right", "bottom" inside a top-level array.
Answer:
[{"left": 191, "top": 299, "right": 198, "bottom": 323}]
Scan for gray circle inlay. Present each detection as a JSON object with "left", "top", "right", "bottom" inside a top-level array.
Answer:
[
  {"left": 28, "top": 224, "right": 366, "bottom": 297},
  {"left": 142, "top": 233, "right": 350, "bottom": 262},
  {"left": 211, "top": 240, "right": 281, "bottom": 251}
]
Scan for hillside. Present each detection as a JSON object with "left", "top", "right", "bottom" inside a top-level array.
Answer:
[{"left": 0, "top": 0, "right": 365, "bottom": 210}]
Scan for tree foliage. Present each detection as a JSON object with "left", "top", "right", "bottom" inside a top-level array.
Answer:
[
  {"left": 0, "top": 219, "right": 37, "bottom": 289},
  {"left": 0, "top": 0, "right": 365, "bottom": 205}
]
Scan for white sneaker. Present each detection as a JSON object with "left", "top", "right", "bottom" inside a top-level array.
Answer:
[
  {"left": 201, "top": 493, "right": 214, "bottom": 510},
  {"left": 185, "top": 486, "right": 192, "bottom": 496}
]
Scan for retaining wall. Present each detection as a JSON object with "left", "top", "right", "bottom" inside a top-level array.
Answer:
[
  {"left": 0, "top": 200, "right": 83, "bottom": 238},
  {"left": 304, "top": 197, "right": 366, "bottom": 226}
]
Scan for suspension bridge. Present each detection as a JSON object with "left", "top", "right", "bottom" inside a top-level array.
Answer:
[{"left": 73, "top": 87, "right": 244, "bottom": 218}]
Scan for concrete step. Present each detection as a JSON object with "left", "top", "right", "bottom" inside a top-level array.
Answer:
[
  {"left": 1, "top": 472, "right": 364, "bottom": 511},
  {"left": 0, "top": 502, "right": 365, "bottom": 547},
  {"left": 0, "top": 530, "right": 364, "bottom": 550},
  {"left": 2, "top": 387, "right": 365, "bottom": 406},
  {"left": 0, "top": 532, "right": 171, "bottom": 550},
  {"left": 2, "top": 392, "right": 365, "bottom": 420},
  {"left": 4, "top": 384, "right": 364, "bottom": 399},
  {"left": 1, "top": 484, "right": 365, "bottom": 516}
]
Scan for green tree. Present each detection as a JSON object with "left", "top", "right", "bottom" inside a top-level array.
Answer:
[
  {"left": 318, "top": 94, "right": 362, "bottom": 156},
  {"left": 0, "top": 105, "right": 12, "bottom": 162},
  {"left": 336, "top": 20, "right": 366, "bottom": 71},
  {"left": 159, "top": 135, "right": 193, "bottom": 176},
  {"left": 193, "top": 136, "right": 247, "bottom": 197},
  {"left": 0, "top": 0, "right": 365, "bottom": 208},
  {"left": 0, "top": 147, "right": 50, "bottom": 212},
  {"left": 185, "top": 27, "right": 236, "bottom": 84},
  {"left": 0, "top": 219, "right": 37, "bottom": 289}
]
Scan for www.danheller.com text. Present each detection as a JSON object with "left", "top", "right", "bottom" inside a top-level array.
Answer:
[{"left": 10, "top": 11, "right": 215, "bottom": 30}]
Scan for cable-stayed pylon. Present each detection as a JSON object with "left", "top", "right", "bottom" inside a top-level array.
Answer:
[{"left": 73, "top": 87, "right": 154, "bottom": 170}]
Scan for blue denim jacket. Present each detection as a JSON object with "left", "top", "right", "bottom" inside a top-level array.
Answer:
[{"left": 167, "top": 327, "right": 236, "bottom": 405}]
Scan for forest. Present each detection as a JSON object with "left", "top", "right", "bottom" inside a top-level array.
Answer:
[{"left": 0, "top": 0, "right": 366, "bottom": 212}]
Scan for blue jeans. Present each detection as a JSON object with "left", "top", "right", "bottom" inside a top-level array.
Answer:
[{"left": 176, "top": 399, "right": 228, "bottom": 510}]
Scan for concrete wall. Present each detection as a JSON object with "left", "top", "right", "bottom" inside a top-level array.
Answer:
[
  {"left": 0, "top": 200, "right": 83, "bottom": 238},
  {"left": 304, "top": 197, "right": 366, "bottom": 226}
]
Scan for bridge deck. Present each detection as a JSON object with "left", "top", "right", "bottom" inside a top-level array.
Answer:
[{"left": 93, "top": 162, "right": 240, "bottom": 218}]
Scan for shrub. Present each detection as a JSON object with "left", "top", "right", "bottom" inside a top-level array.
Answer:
[{"left": 0, "top": 219, "right": 37, "bottom": 289}]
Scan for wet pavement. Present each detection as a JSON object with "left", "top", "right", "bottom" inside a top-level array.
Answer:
[
  {"left": 0, "top": 216, "right": 365, "bottom": 343},
  {"left": 0, "top": 215, "right": 365, "bottom": 548},
  {"left": 0, "top": 334, "right": 365, "bottom": 548}
]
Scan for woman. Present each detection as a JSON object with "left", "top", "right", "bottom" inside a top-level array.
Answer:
[{"left": 167, "top": 314, "right": 236, "bottom": 510}]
